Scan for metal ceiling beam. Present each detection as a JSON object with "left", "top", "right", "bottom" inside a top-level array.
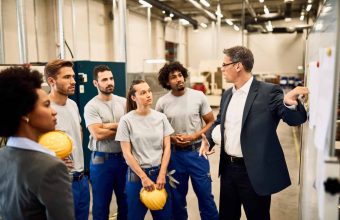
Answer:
[{"left": 142, "top": 0, "right": 198, "bottom": 29}]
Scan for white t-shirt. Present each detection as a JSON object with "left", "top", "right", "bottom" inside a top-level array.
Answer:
[
  {"left": 115, "top": 109, "right": 174, "bottom": 168},
  {"left": 84, "top": 95, "right": 126, "bottom": 153},
  {"left": 51, "top": 99, "right": 84, "bottom": 173},
  {"left": 155, "top": 88, "right": 212, "bottom": 141}
]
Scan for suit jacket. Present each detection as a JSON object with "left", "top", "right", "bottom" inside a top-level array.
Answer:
[
  {"left": 0, "top": 147, "right": 74, "bottom": 220},
  {"left": 206, "top": 79, "right": 307, "bottom": 196}
]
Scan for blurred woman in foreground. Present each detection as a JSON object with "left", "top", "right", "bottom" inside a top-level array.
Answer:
[{"left": 0, "top": 67, "right": 74, "bottom": 219}]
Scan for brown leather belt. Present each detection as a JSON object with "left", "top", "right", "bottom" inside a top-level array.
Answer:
[{"left": 172, "top": 142, "right": 201, "bottom": 151}]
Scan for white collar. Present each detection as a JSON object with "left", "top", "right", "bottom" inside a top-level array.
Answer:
[
  {"left": 232, "top": 76, "right": 254, "bottom": 95},
  {"left": 7, "top": 136, "right": 56, "bottom": 157}
]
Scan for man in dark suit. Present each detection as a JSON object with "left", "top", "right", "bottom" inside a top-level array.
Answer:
[{"left": 200, "top": 46, "right": 308, "bottom": 220}]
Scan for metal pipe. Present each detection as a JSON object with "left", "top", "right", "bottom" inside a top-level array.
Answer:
[
  {"left": 242, "top": 0, "right": 245, "bottom": 46},
  {"left": 118, "top": 0, "right": 127, "bottom": 62},
  {"left": 57, "top": 0, "right": 65, "bottom": 59},
  {"left": 147, "top": 7, "right": 151, "bottom": 59},
  {"left": 16, "top": 0, "right": 28, "bottom": 64},
  {"left": 113, "top": 0, "right": 118, "bottom": 59},
  {"left": 244, "top": 0, "right": 256, "bottom": 18},
  {"left": 33, "top": 0, "right": 40, "bottom": 62},
  {"left": 87, "top": 0, "right": 91, "bottom": 59},
  {"left": 71, "top": 0, "right": 77, "bottom": 59},
  {"left": 0, "top": 0, "right": 5, "bottom": 63}
]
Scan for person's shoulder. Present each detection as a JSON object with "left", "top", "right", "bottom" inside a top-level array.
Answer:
[
  {"left": 66, "top": 98, "right": 79, "bottom": 109},
  {"left": 67, "top": 98, "right": 77, "bottom": 105},
  {"left": 121, "top": 110, "right": 134, "bottom": 120},
  {"left": 188, "top": 88, "right": 207, "bottom": 98},
  {"left": 188, "top": 87, "right": 201, "bottom": 94},
  {"left": 258, "top": 80, "right": 281, "bottom": 92},
  {"left": 156, "top": 91, "right": 171, "bottom": 104},
  {"left": 151, "top": 109, "right": 167, "bottom": 118},
  {"left": 160, "top": 91, "right": 172, "bottom": 99},
  {"left": 112, "top": 94, "right": 126, "bottom": 103},
  {"left": 84, "top": 96, "right": 99, "bottom": 108},
  {"left": 22, "top": 149, "right": 63, "bottom": 167}
]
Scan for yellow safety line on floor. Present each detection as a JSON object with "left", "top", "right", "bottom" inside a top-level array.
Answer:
[
  {"left": 292, "top": 127, "right": 300, "bottom": 166},
  {"left": 108, "top": 212, "right": 117, "bottom": 220}
]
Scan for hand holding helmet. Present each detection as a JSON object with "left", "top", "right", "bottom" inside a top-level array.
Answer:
[{"left": 140, "top": 186, "right": 167, "bottom": 210}]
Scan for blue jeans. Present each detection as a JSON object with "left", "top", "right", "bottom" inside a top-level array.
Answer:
[
  {"left": 169, "top": 144, "right": 219, "bottom": 220},
  {"left": 90, "top": 151, "right": 128, "bottom": 220},
  {"left": 125, "top": 167, "right": 172, "bottom": 220},
  {"left": 72, "top": 173, "right": 90, "bottom": 220}
]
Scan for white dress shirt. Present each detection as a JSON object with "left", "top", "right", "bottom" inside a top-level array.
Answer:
[
  {"left": 224, "top": 77, "right": 254, "bottom": 157},
  {"left": 7, "top": 136, "right": 56, "bottom": 156}
]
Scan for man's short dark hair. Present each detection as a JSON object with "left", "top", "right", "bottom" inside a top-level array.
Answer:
[
  {"left": 44, "top": 59, "right": 73, "bottom": 83},
  {"left": 93, "top": 65, "right": 111, "bottom": 81},
  {"left": 0, "top": 67, "right": 43, "bottom": 137},
  {"left": 223, "top": 46, "right": 254, "bottom": 72},
  {"left": 158, "top": 61, "right": 188, "bottom": 90}
]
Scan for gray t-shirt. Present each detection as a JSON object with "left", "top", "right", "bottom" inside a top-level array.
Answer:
[
  {"left": 84, "top": 95, "right": 126, "bottom": 153},
  {"left": 51, "top": 99, "right": 84, "bottom": 173},
  {"left": 115, "top": 109, "right": 174, "bottom": 168},
  {"left": 155, "top": 88, "right": 212, "bottom": 140}
]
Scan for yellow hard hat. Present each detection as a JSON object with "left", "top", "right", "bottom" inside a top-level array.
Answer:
[
  {"left": 38, "top": 130, "right": 73, "bottom": 159},
  {"left": 140, "top": 187, "right": 167, "bottom": 210}
]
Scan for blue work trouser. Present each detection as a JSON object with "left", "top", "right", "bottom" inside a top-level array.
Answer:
[
  {"left": 72, "top": 172, "right": 90, "bottom": 220},
  {"left": 90, "top": 151, "right": 128, "bottom": 220},
  {"left": 125, "top": 167, "right": 172, "bottom": 220},
  {"left": 169, "top": 144, "right": 219, "bottom": 220}
]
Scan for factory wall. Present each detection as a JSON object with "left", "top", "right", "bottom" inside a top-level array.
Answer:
[{"left": 2, "top": 0, "right": 305, "bottom": 76}]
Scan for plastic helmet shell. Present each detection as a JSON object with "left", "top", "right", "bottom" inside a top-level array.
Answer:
[
  {"left": 140, "top": 187, "right": 167, "bottom": 210},
  {"left": 38, "top": 130, "right": 73, "bottom": 159}
]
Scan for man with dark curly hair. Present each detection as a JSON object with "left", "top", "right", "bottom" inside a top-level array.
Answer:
[
  {"left": 155, "top": 62, "right": 218, "bottom": 220},
  {"left": 0, "top": 67, "right": 74, "bottom": 219}
]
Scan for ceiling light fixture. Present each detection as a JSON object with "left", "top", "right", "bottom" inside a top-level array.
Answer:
[
  {"left": 266, "top": 21, "right": 273, "bottom": 32},
  {"left": 200, "top": 23, "right": 208, "bottom": 28},
  {"left": 200, "top": 0, "right": 210, "bottom": 7},
  {"left": 259, "top": 0, "right": 264, "bottom": 2},
  {"left": 225, "top": 19, "right": 233, "bottom": 25},
  {"left": 233, "top": 25, "right": 240, "bottom": 31},
  {"left": 180, "top": 19, "right": 190, "bottom": 25},
  {"left": 264, "top": 5, "right": 270, "bottom": 15},
  {"left": 188, "top": 0, "right": 201, "bottom": 8},
  {"left": 188, "top": 0, "right": 216, "bottom": 20},
  {"left": 306, "top": 4, "right": 312, "bottom": 12},
  {"left": 138, "top": 0, "right": 152, "bottom": 8}
]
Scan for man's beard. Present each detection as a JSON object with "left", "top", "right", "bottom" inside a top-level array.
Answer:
[{"left": 99, "top": 86, "right": 114, "bottom": 95}]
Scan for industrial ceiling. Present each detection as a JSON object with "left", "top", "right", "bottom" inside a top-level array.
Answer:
[{"left": 125, "top": 0, "right": 323, "bottom": 33}]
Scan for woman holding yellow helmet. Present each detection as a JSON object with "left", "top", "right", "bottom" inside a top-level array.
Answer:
[
  {"left": 116, "top": 79, "right": 174, "bottom": 220},
  {"left": 0, "top": 67, "right": 74, "bottom": 219}
]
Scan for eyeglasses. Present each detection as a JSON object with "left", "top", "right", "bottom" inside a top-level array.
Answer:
[{"left": 222, "top": 61, "right": 239, "bottom": 67}]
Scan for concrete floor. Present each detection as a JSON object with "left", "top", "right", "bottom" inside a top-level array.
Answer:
[{"left": 90, "top": 120, "right": 301, "bottom": 220}]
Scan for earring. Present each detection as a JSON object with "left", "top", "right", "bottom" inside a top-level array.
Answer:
[{"left": 23, "top": 117, "right": 29, "bottom": 123}]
